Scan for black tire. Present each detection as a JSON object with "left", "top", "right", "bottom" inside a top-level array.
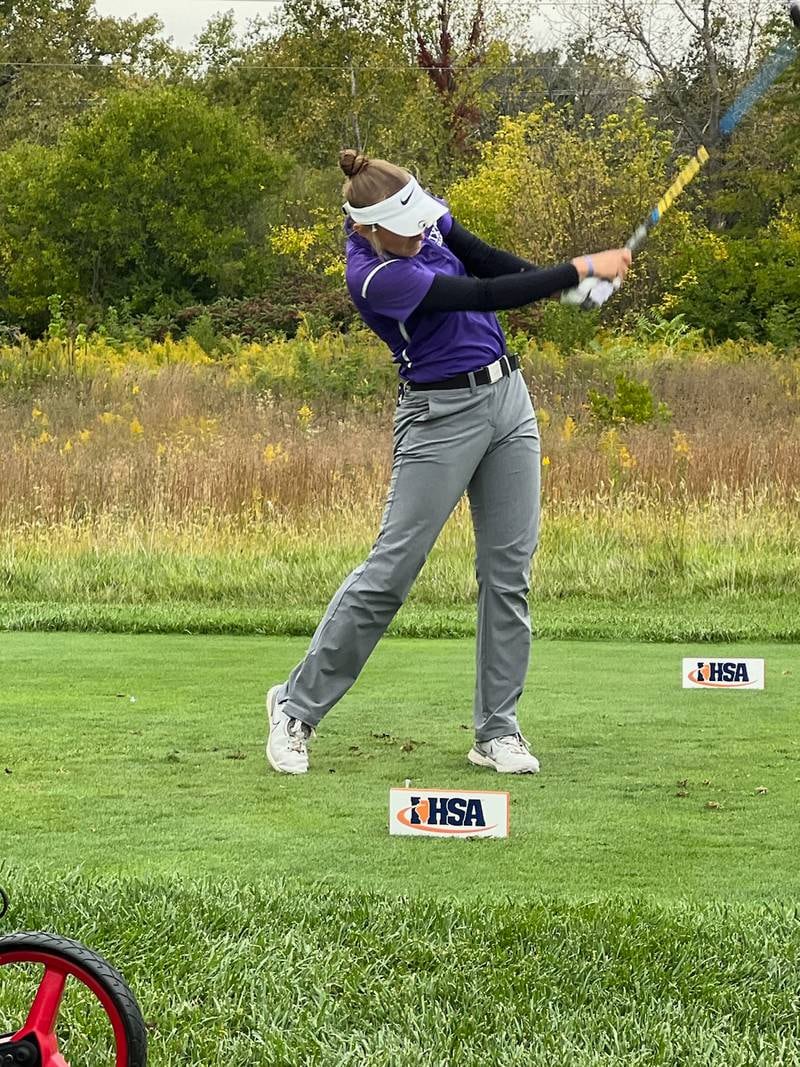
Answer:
[{"left": 0, "top": 931, "right": 147, "bottom": 1067}]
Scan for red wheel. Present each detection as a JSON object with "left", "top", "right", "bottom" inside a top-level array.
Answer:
[{"left": 0, "top": 932, "right": 147, "bottom": 1067}]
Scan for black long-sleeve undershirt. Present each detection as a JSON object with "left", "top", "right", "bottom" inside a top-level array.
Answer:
[
  {"left": 418, "top": 262, "right": 579, "bottom": 313},
  {"left": 417, "top": 219, "right": 579, "bottom": 313},
  {"left": 442, "top": 218, "right": 538, "bottom": 277}
]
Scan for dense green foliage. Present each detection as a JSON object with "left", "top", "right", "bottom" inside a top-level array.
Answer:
[
  {"left": 0, "top": 0, "right": 797, "bottom": 342},
  {"left": 0, "top": 88, "right": 290, "bottom": 332},
  {"left": 448, "top": 103, "right": 679, "bottom": 288},
  {"left": 660, "top": 216, "right": 800, "bottom": 343}
]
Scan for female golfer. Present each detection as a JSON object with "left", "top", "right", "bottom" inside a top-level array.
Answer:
[{"left": 266, "top": 150, "right": 631, "bottom": 775}]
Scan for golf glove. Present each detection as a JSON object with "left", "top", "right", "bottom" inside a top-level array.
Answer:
[{"left": 561, "top": 275, "right": 621, "bottom": 311}]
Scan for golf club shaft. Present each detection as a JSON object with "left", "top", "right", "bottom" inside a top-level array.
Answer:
[{"left": 625, "top": 35, "right": 798, "bottom": 254}]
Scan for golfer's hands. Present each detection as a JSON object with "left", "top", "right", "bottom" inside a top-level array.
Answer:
[
  {"left": 570, "top": 248, "right": 632, "bottom": 282},
  {"left": 561, "top": 247, "right": 632, "bottom": 311}
]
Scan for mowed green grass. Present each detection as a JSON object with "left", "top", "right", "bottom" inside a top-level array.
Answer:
[
  {"left": 2, "top": 633, "right": 798, "bottom": 901},
  {"left": 2, "top": 634, "right": 800, "bottom": 1065},
  {"left": 1, "top": 874, "right": 799, "bottom": 1066}
]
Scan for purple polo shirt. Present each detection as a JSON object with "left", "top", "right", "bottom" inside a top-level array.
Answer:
[{"left": 344, "top": 212, "right": 507, "bottom": 383}]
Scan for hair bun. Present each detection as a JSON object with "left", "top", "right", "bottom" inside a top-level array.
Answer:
[{"left": 339, "top": 149, "right": 369, "bottom": 178}]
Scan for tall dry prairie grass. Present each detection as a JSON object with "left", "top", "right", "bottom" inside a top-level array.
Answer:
[
  {"left": 2, "top": 356, "right": 798, "bottom": 526},
  {"left": 1, "top": 335, "right": 798, "bottom": 621}
]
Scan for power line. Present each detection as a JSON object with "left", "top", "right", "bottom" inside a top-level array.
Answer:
[
  {"left": 14, "top": 85, "right": 645, "bottom": 111},
  {"left": 0, "top": 57, "right": 734, "bottom": 72},
  {"left": 0, "top": 61, "right": 550, "bottom": 70},
  {"left": 0, "top": 57, "right": 774, "bottom": 80},
  {"left": 184, "top": 0, "right": 699, "bottom": 3}
]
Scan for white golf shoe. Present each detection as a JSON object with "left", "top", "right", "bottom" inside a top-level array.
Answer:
[
  {"left": 266, "top": 685, "right": 314, "bottom": 774},
  {"left": 468, "top": 733, "right": 540, "bottom": 774}
]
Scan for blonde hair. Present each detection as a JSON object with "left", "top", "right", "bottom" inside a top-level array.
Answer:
[
  {"left": 339, "top": 150, "right": 417, "bottom": 258},
  {"left": 339, "top": 149, "right": 409, "bottom": 208}
]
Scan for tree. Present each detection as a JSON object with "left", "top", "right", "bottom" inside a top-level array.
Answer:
[
  {"left": 0, "top": 86, "right": 291, "bottom": 330},
  {"left": 711, "top": 14, "right": 800, "bottom": 231},
  {"left": 485, "top": 36, "right": 641, "bottom": 131},
  {"left": 197, "top": 0, "right": 428, "bottom": 175},
  {"left": 195, "top": 0, "right": 517, "bottom": 191},
  {"left": 414, "top": 0, "right": 499, "bottom": 162},
  {"left": 447, "top": 100, "right": 683, "bottom": 312},
  {"left": 591, "top": 0, "right": 793, "bottom": 235},
  {"left": 590, "top": 0, "right": 785, "bottom": 155},
  {"left": 0, "top": 0, "right": 179, "bottom": 146}
]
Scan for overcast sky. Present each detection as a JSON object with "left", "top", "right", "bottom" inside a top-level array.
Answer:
[
  {"left": 93, "top": 0, "right": 282, "bottom": 49},
  {"left": 93, "top": 0, "right": 568, "bottom": 51}
]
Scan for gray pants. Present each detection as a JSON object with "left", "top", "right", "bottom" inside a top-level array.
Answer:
[{"left": 277, "top": 369, "right": 540, "bottom": 742}]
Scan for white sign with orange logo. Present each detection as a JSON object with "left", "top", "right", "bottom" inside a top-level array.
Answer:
[
  {"left": 682, "top": 657, "right": 765, "bottom": 689},
  {"left": 389, "top": 788, "right": 510, "bottom": 838}
]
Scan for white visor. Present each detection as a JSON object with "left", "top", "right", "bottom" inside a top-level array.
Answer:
[{"left": 344, "top": 177, "right": 447, "bottom": 237}]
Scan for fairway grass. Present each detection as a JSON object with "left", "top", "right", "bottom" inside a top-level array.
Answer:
[
  {"left": 1, "top": 874, "right": 799, "bottom": 1066},
  {"left": 3, "top": 634, "right": 800, "bottom": 1065},
  {"left": 2, "top": 633, "right": 798, "bottom": 901}
]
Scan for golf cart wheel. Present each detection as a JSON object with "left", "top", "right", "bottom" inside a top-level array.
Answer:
[{"left": 0, "top": 931, "right": 147, "bottom": 1067}]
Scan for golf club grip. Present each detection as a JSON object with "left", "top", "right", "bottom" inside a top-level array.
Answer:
[{"left": 625, "top": 146, "right": 710, "bottom": 252}]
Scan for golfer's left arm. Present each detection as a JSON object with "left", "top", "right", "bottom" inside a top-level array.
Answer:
[{"left": 441, "top": 216, "right": 539, "bottom": 278}]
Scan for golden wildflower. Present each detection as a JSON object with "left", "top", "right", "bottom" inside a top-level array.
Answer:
[
  {"left": 37, "top": 430, "right": 53, "bottom": 445},
  {"left": 676, "top": 269, "right": 699, "bottom": 291},
  {"left": 32, "top": 407, "right": 44, "bottom": 419},
  {"left": 297, "top": 404, "right": 314, "bottom": 430},
  {"left": 707, "top": 234, "right": 729, "bottom": 262},
  {"left": 79, "top": 429, "right": 91, "bottom": 443},
  {"left": 599, "top": 428, "right": 620, "bottom": 456},
  {"left": 618, "top": 445, "right": 637, "bottom": 469},
  {"left": 542, "top": 456, "right": 551, "bottom": 467},
  {"left": 131, "top": 383, "right": 140, "bottom": 395},
  {"left": 130, "top": 418, "right": 144, "bottom": 435},
  {"left": 99, "top": 412, "right": 118, "bottom": 425},
  {"left": 176, "top": 416, "right": 218, "bottom": 437},
  {"left": 672, "top": 430, "right": 692, "bottom": 460},
  {"left": 536, "top": 407, "right": 551, "bottom": 429},
  {"left": 61, "top": 439, "right": 73, "bottom": 454},
  {"left": 270, "top": 225, "right": 317, "bottom": 259},
  {"left": 263, "top": 443, "right": 285, "bottom": 464},
  {"left": 561, "top": 415, "right": 577, "bottom": 443}
]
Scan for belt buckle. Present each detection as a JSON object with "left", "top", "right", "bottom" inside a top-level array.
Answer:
[{"left": 487, "top": 359, "right": 504, "bottom": 384}]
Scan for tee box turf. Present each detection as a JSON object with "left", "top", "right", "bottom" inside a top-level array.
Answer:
[{"left": 389, "top": 787, "right": 510, "bottom": 838}]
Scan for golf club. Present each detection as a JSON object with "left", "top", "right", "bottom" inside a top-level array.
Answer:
[{"left": 563, "top": 6, "right": 800, "bottom": 309}]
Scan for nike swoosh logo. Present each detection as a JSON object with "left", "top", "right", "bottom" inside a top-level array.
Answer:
[{"left": 400, "top": 191, "right": 413, "bottom": 205}]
